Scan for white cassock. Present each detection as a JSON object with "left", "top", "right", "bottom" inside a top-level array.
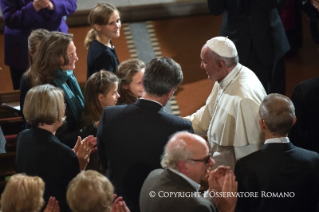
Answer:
[{"left": 184, "top": 63, "right": 267, "bottom": 170}]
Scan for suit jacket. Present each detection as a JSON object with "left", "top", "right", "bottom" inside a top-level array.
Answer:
[
  {"left": 289, "top": 77, "right": 319, "bottom": 154},
  {"left": 15, "top": 127, "right": 80, "bottom": 212},
  {"left": 140, "top": 169, "right": 216, "bottom": 212},
  {"left": 0, "top": 0, "right": 76, "bottom": 69},
  {"left": 207, "top": 0, "right": 289, "bottom": 66},
  {"left": 234, "top": 142, "right": 319, "bottom": 212},
  {"left": 97, "top": 99, "right": 194, "bottom": 212}
]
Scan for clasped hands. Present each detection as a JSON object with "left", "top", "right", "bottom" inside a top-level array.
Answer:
[
  {"left": 33, "top": 0, "right": 54, "bottom": 12},
  {"left": 208, "top": 166, "right": 238, "bottom": 212},
  {"left": 72, "top": 135, "right": 97, "bottom": 171}
]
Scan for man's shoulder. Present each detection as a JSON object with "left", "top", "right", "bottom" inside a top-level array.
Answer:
[
  {"left": 236, "top": 143, "right": 319, "bottom": 169},
  {"left": 292, "top": 145, "right": 319, "bottom": 159}
]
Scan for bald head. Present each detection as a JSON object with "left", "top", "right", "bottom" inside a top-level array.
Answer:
[
  {"left": 259, "top": 93, "right": 295, "bottom": 136},
  {"left": 161, "top": 132, "right": 208, "bottom": 170},
  {"left": 161, "top": 132, "right": 214, "bottom": 183}
]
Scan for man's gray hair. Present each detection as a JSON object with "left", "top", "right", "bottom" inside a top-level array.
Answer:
[
  {"left": 143, "top": 57, "right": 183, "bottom": 96},
  {"left": 161, "top": 132, "right": 193, "bottom": 171},
  {"left": 208, "top": 47, "right": 239, "bottom": 67},
  {"left": 259, "top": 93, "right": 295, "bottom": 136}
]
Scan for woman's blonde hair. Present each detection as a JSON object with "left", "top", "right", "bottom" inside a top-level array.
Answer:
[
  {"left": 81, "top": 70, "right": 119, "bottom": 126},
  {"left": 67, "top": 170, "right": 114, "bottom": 212},
  {"left": 84, "top": 3, "right": 119, "bottom": 49},
  {"left": 23, "top": 84, "right": 65, "bottom": 127},
  {"left": 116, "top": 59, "right": 145, "bottom": 104},
  {"left": 28, "top": 31, "right": 73, "bottom": 87},
  {"left": 0, "top": 174, "right": 45, "bottom": 212}
]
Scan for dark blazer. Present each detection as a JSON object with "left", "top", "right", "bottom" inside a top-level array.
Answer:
[
  {"left": 15, "top": 127, "right": 80, "bottom": 212},
  {"left": 97, "top": 99, "right": 194, "bottom": 212},
  {"left": 234, "top": 142, "right": 319, "bottom": 212},
  {"left": 140, "top": 169, "right": 216, "bottom": 212},
  {"left": 289, "top": 77, "right": 319, "bottom": 154},
  {"left": 207, "top": 0, "right": 289, "bottom": 66},
  {"left": 0, "top": 0, "right": 76, "bottom": 69}
]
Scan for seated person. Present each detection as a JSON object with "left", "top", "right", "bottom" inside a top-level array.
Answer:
[
  {"left": 0, "top": 173, "right": 59, "bottom": 212},
  {"left": 116, "top": 59, "right": 145, "bottom": 105},
  {"left": 67, "top": 170, "right": 129, "bottom": 212},
  {"left": 16, "top": 84, "right": 94, "bottom": 212}
]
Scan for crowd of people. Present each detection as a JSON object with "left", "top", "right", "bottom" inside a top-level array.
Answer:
[{"left": 1, "top": 1, "right": 319, "bottom": 212}]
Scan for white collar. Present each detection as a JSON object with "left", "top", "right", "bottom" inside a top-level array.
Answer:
[
  {"left": 264, "top": 137, "right": 290, "bottom": 144},
  {"left": 169, "top": 168, "right": 201, "bottom": 191},
  {"left": 219, "top": 63, "right": 241, "bottom": 89}
]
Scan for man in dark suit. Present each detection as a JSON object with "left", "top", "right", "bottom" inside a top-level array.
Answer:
[
  {"left": 289, "top": 77, "right": 319, "bottom": 154},
  {"left": 235, "top": 93, "right": 319, "bottom": 212},
  {"left": 140, "top": 132, "right": 238, "bottom": 212},
  {"left": 207, "top": 0, "right": 290, "bottom": 94},
  {"left": 97, "top": 57, "right": 194, "bottom": 212}
]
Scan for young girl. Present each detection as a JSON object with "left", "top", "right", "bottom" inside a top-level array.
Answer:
[
  {"left": 82, "top": 70, "right": 120, "bottom": 128},
  {"left": 28, "top": 29, "right": 50, "bottom": 65},
  {"left": 85, "top": 3, "right": 121, "bottom": 79},
  {"left": 116, "top": 59, "right": 145, "bottom": 105},
  {"left": 81, "top": 70, "right": 120, "bottom": 173},
  {"left": 21, "top": 29, "right": 49, "bottom": 126}
]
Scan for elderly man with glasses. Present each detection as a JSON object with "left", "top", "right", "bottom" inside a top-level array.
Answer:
[{"left": 140, "top": 131, "right": 238, "bottom": 212}]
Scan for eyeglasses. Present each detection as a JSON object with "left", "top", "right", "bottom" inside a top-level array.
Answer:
[{"left": 188, "top": 153, "right": 212, "bottom": 165}]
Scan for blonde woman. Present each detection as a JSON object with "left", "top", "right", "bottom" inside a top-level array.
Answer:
[
  {"left": 16, "top": 84, "right": 94, "bottom": 212},
  {"left": 1, "top": 174, "right": 59, "bottom": 212},
  {"left": 67, "top": 170, "right": 130, "bottom": 212}
]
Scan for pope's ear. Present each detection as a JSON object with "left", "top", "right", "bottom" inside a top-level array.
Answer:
[{"left": 218, "top": 59, "right": 226, "bottom": 70}]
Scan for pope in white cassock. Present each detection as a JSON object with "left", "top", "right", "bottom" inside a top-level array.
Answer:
[{"left": 184, "top": 36, "right": 267, "bottom": 170}]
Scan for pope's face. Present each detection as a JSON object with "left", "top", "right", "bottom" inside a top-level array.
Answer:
[{"left": 200, "top": 46, "right": 221, "bottom": 82}]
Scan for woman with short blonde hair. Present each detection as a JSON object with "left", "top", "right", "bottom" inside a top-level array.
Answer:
[
  {"left": 0, "top": 173, "right": 59, "bottom": 212},
  {"left": 23, "top": 84, "right": 65, "bottom": 127},
  {"left": 67, "top": 170, "right": 129, "bottom": 212},
  {"left": 16, "top": 84, "right": 93, "bottom": 212},
  {"left": 1, "top": 174, "right": 45, "bottom": 212}
]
